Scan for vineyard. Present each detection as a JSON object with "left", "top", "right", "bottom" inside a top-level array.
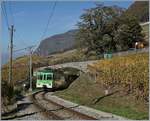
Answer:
[{"left": 88, "top": 52, "right": 149, "bottom": 102}]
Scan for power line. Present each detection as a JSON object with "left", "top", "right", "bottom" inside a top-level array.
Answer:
[
  {"left": 13, "top": 45, "right": 35, "bottom": 92},
  {"left": 8, "top": 1, "right": 15, "bottom": 25},
  {"left": 34, "top": 1, "right": 57, "bottom": 53},
  {"left": 15, "top": 2, "right": 57, "bottom": 54},
  {"left": 40, "top": 1, "right": 57, "bottom": 42},
  {"left": 35, "top": 1, "right": 57, "bottom": 54},
  {"left": 13, "top": 45, "right": 36, "bottom": 53},
  {"left": 9, "top": 1, "right": 56, "bottom": 52},
  {"left": 7, "top": 1, "right": 28, "bottom": 48},
  {"left": 1, "top": 2, "right": 9, "bottom": 29},
  {"left": 13, "top": 47, "right": 28, "bottom": 53}
]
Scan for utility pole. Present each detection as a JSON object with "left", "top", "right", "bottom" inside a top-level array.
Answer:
[
  {"left": 28, "top": 46, "right": 35, "bottom": 92},
  {"left": 13, "top": 45, "right": 35, "bottom": 92},
  {"left": 9, "top": 25, "right": 15, "bottom": 87}
]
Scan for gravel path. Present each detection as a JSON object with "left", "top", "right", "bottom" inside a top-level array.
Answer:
[{"left": 13, "top": 95, "right": 51, "bottom": 120}]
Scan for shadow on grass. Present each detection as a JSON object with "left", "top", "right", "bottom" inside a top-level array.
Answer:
[{"left": 92, "top": 90, "right": 119, "bottom": 104}]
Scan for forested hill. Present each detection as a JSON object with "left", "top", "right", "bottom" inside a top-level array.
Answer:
[{"left": 125, "top": 1, "right": 149, "bottom": 22}]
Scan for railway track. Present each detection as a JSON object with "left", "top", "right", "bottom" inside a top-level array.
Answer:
[
  {"left": 32, "top": 91, "right": 62, "bottom": 120},
  {"left": 32, "top": 91, "right": 97, "bottom": 120}
]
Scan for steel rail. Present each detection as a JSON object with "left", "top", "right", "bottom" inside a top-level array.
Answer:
[
  {"left": 42, "top": 92, "right": 97, "bottom": 120},
  {"left": 32, "top": 91, "right": 63, "bottom": 120}
]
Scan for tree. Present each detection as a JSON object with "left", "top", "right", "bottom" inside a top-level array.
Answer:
[
  {"left": 76, "top": 4, "right": 124, "bottom": 56},
  {"left": 76, "top": 4, "right": 144, "bottom": 56},
  {"left": 115, "top": 14, "right": 144, "bottom": 51}
]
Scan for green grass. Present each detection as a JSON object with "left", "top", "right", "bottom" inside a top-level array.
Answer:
[
  {"left": 97, "top": 105, "right": 148, "bottom": 120},
  {"left": 55, "top": 74, "right": 148, "bottom": 120}
]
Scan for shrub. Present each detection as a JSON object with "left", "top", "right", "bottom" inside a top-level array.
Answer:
[{"left": 88, "top": 53, "right": 148, "bottom": 101}]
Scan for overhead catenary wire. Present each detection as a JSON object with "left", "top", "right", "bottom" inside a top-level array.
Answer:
[
  {"left": 13, "top": 47, "right": 28, "bottom": 53},
  {"left": 2, "top": 2, "right": 57, "bottom": 90},
  {"left": 2, "top": 2, "right": 15, "bottom": 85},
  {"left": 13, "top": 45, "right": 36, "bottom": 53},
  {"left": 4, "top": 1, "right": 57, "bottom": 55},
  {"left": 40, "top": 1, "right": 57, "bottom": 41},
  {"left": 8, "top": 1, "right": 15, "bottom": 26},
  {"left": 2, "top": 1, "right": 17, "bottom": 53},
  {"left": 1, "top": 1, "right": 10, "bottom": 29},
  {"left": 13, "top": 45, "right": 36, "bottom": 92},
  {"left": 4, "top": 2, "right": 29, "bottom": 52},
  {"left": 8, "top": 1, "right": 28, "bottom": 49},
  {"left": 33, "top": 1, "right": 57, "bottom": 54},
  {"left": 11, "top": 1, "right": 57, "bottom": 54}
]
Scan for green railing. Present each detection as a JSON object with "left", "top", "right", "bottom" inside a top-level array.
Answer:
[{"left": 104, "top": 53, "right": 113, "bottom": 59}]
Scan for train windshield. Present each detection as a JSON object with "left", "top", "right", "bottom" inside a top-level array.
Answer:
[
  {"left": 47, "top": 74, "right": 52, "bottom": 80},
  {"left": 38, "top": 75, "right": 43, "bottom": 80}
]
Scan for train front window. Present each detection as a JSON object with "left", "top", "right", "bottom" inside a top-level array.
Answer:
[
  {"left": 47, "top": 74, "right": 52, "bottom": 80},
  {"left": 43, "top": 74, "right": 46, "bottom": 80},
  {"left": 38, "top": 74, "right": 43, "bottom": 80}
]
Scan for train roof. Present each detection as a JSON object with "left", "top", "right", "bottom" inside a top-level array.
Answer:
[{"left": 37, "top": 68, "right": 53, "bottom": 73}]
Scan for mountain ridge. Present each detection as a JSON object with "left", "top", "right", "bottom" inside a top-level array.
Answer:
[{"left": 35, "top": 29, "right": 78, "bottom": 56}]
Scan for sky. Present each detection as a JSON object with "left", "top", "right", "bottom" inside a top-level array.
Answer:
[{"left": 1, "top": 0, "right": 134, "bottom": 64}]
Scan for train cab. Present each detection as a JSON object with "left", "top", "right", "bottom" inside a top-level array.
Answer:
[{"left": 34, "top": 69, "right": 54, "bottom": 88}]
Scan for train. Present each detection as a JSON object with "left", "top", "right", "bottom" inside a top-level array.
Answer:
[
  {"left": 33, "top": 67, "right": 80, "bottom": 90},
  {"left": 34, "top": 68, "right": 54, "bottom": 88}
]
